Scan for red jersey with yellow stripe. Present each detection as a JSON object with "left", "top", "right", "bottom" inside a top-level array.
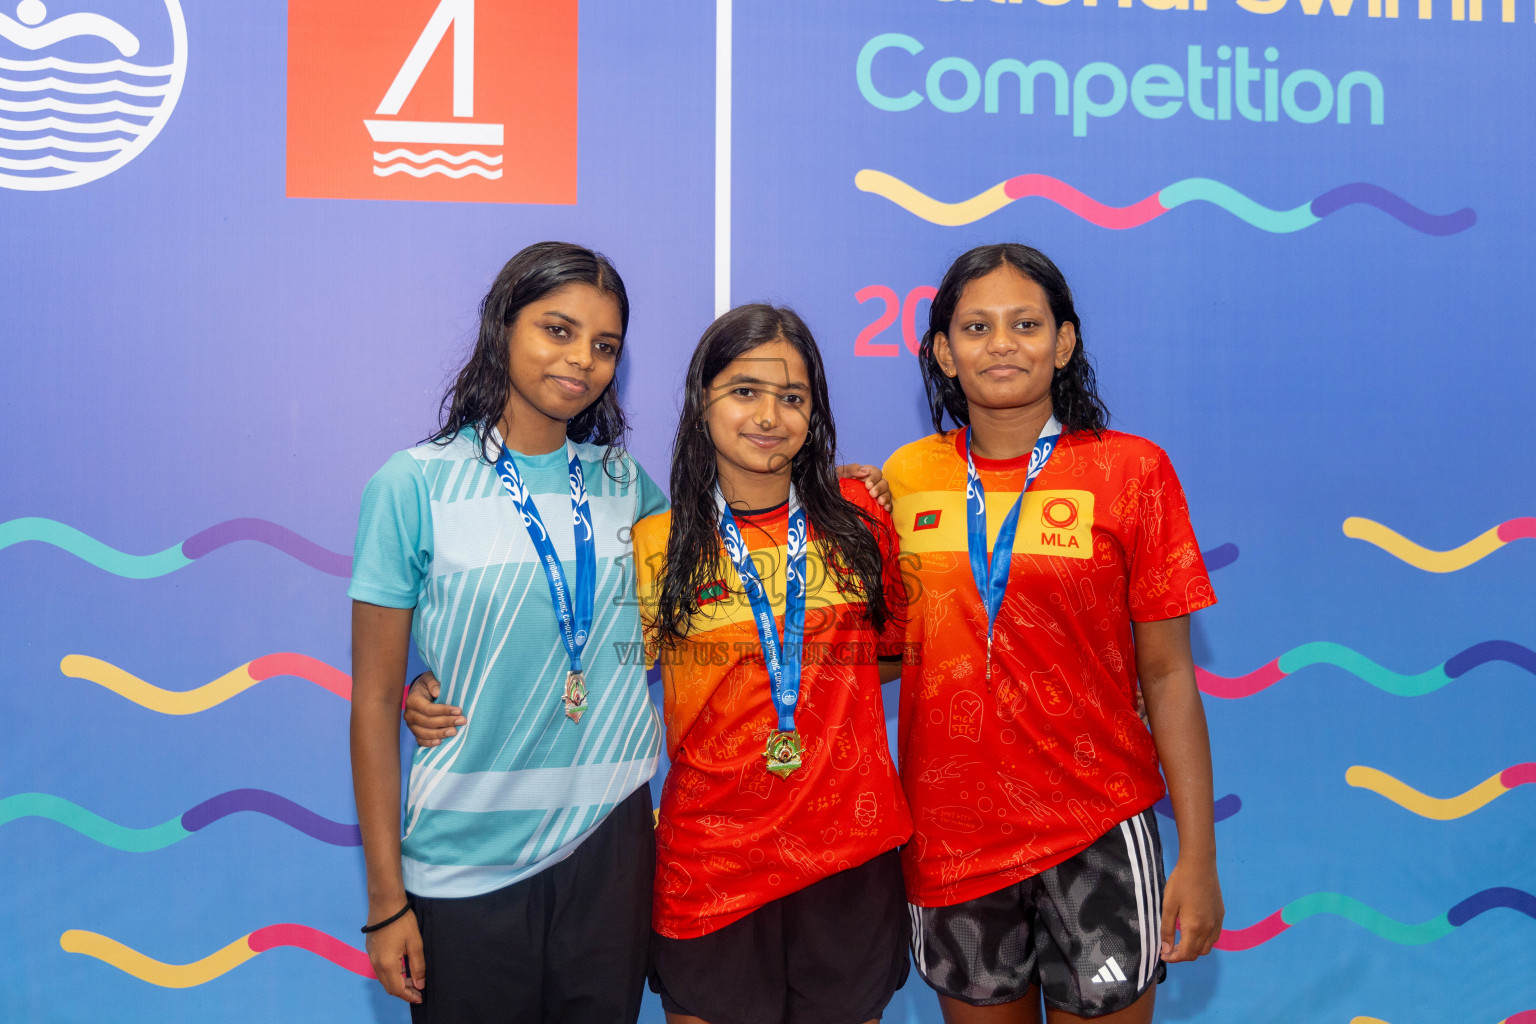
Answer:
[
  {"left": 884, "top": 428, "right": 1215, "bottom": 907},
  {"left": 632, "top": 479, "right": 913, "bottom": 938}
]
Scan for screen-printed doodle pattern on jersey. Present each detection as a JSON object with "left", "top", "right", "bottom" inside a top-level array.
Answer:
[
  {"left": 884, "top": 429, "right": 1215, "bottom": 907},
  {"left": 632, "top": 480, "right": 914, "bottom": 938}
]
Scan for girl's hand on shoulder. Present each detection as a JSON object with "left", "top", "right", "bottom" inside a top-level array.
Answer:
[
  {"left": 836, "top": 463, "right": 892, "bottom": 512},
  {"left": 1160, "top": 857, "right": 1224, "bottom": 963},
  {"left": 364, "top": 908, "right": 425, "bottom": 1004},
  {"left": 404, "top": 672, "right": 465, "bottom": 747}
]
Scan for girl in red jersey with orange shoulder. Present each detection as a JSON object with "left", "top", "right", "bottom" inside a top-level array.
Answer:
[
  {"left": 635, "top": 304, "right": 913, "bottom": 1024},
  {"left": 883, "top": 244, "right": 1224, "bottom": 1024}
]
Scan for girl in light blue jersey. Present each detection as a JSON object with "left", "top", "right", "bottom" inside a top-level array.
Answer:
[{"left": 350, "top": 241, "right": 668, "bottom": 1024}]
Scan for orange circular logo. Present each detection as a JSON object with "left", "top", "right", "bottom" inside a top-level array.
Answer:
[{"left": 1041, "top": 497, "right": 1079, "bottom": 529}]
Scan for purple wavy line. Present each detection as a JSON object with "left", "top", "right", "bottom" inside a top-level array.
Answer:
[
  {"left": 1446, "top": 887, "right": 1536, "bottom": 927},
  {"left": 1156, "top": 793, "right": 1242, "bottom": 823},
  {"left": 1444, "top": 640, "right": 1536, "bottom": 679},
  {"left": 1310, "top": 183, "right": 1476, "bottom": 237},
  {"left": 181, "top": 789, "right": 361, "bottom": 847},
  {"left": 1202, "top": 543, "right": 1239, "bottom": 572},
  {"left": 181, "top": 519, "right": 351, "bottom": 577}
]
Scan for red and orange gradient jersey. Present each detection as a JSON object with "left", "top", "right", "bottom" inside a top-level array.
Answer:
[
  {"left": 632, "top": 480, "right": 913, "bottom": 939},
  {"left": 884, "top": 429, "right": 1216, "bottom": 907}
]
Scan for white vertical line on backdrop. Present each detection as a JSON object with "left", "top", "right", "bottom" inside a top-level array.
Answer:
[{"left": 714, "top": 0, "right": 732, "bottom": 317}]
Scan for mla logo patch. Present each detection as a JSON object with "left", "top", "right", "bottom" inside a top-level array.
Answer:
[
  {"left": 1041, "top": 496, "right": 1079, "bottom": 530},
  {"left": 913, "top": 509, "right": 941, "bottom": 531},
  {"left": 287, "top": 0, "right": 576, "bottom": 204}
]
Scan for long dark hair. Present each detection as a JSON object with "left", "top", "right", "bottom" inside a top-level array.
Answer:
[
  {"left": 653, "top": 304, "right": 893, "bottom": 644},
  {"left": 428, "top": 241, "right": 631, "bottom": 468},
  {"left": 918, "top": 243, "right": 1108, "bottom": 435}
]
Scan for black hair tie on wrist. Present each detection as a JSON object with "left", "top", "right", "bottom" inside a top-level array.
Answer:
[{"left": 361, "top": 902, "right": 412, "bottom": 934}]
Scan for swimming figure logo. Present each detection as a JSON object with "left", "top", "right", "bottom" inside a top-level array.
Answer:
[
  {"left": 287, "top": 0, "right": 577, "bottom": 204},
  {"left": 0, "top": 0, "right": 186, "bottom": 191}
]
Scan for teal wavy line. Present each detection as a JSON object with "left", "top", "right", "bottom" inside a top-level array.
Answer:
[
  {"left": 0, "top": 794, "right": 189, "bottom": 852},
  {"left": 1159, "top": 178, "right": 1321, "bottom": 234},
  {"left": 0, "top": 518, "right": 191, "bottom": 579},
  {"left": 1276, "top": 642, "right": 1452, "bottom": 696},
  {"left": 1282, "top": 893, "right": 1456, "bottom": 945}
]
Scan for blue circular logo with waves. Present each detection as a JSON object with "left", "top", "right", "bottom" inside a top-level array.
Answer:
[{"left": 0, "top": 0, "right": 185, "bottom": 191}]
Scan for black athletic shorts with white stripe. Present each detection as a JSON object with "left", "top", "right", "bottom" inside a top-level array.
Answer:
[{"left": 908, "top": 807, "right": 1166, "bottom": 1016}]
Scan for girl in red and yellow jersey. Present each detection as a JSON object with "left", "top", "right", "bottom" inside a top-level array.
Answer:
[
  {"left": 634, "top": 304, "right": 912, "bottom": 1024},
  {"left": 885, "top": 245, "right": 1224, "bottom": 1024}
]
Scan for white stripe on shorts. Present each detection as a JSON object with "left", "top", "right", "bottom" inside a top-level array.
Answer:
[
  {"left": 907, "top": 902, "right": 927, "bottom": 975},
  {"left": 1119, "top": 817, "right": 1152, "bottom": 989}
]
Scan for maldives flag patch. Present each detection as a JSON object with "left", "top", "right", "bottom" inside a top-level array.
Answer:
[
  {"left": 913, "top": 510, "right": 942, "bottom": 531},
  {"left": 696, "top": 579, "right": 729, "bottom": 606}
]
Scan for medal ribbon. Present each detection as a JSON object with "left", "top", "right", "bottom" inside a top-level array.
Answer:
[
  {"left": 716, "top": 490, "right": 807, "bottom": 733},
  {"left": 965, "top": 417, "right": 1062, "bottom": 644},
  {"left": 495, "top": 439, "right": 596, "bottom": 678}
]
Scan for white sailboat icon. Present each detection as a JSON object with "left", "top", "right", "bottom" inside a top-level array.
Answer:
[{"left": 364, "top": 0, "right": 503, "bottom": 180}]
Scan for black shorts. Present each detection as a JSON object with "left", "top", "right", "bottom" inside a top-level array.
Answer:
[
  {"left": 909, "top": 807, "right": 1166, "bottom": 1017},
  {"left": 407, "top": 784, "right": 654, "bottom": 1024},
  {"left": 649, "top": 849, "right": 910, "bottom": 1024}
]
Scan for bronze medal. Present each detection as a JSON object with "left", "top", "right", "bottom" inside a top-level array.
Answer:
[{"left": 562, "top": 670, "right": 589, "bottom": 724}]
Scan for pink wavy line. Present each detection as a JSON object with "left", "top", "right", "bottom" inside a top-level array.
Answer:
[
  {"left": 247, "top": 924, "right": 374, "bottom": 978},
  {"left": 1501, "top": 764, "right": 1536, "bottom": 788},
  {"left": 1195, "top": 660, "right": 1286, "bottom": 699},
  {"left": 1213, "top": 910, "right": 1289, "bottom": 951},
  {"left": 1498, "top": 517, "right": 1536, "bottom": 543},
  {"left": 248, "top": 653, "right": 352, "bottom": 700},
  {"left": 1003, "top": 174, "right": 1166, "bottom": 229}
]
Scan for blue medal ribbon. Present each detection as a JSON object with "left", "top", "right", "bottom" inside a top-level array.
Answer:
[
  {"left": 495, "top": 438, "right": 596, "bottom": 713},
  {"left": 965, "top": 417, "right": 1062, "bottom": 679},
  {"left": 716, "top": 490, "right": 807, "bottom": 737}
]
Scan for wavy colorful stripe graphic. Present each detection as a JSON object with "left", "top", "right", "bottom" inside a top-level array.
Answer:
[
  {"left": 1346, "top": 764, "right": 1536, "bottom": 820},
  {"left": 61, "top": 924, "right": 374, "bottom": 987},
  {"left": 854, "top": 170, "right": 1477, "bottom": 236},
  {"left": 1, "top": 791, "right": 361, "bottom": 850},
  {"left": 1155, "top": 793, "right": 1243, "bottom": 824},
  {"left": 60, "top": 652, "right": 351, "bottom": 713},
  {"left": 1343, "top": 516, "right": 1536, "bottom": 572},
  {"left": 1195, "top": 640, "right": 1535, "bottom": 699},
  {"left": 1201, "top": 542, "right": 1239, "bottom": 573},
  {"left": 1215, "top": 888, "right": 1536, "bottom": 951},
  {"left": 1352, "top": 1014, "right": 1536, "bottom": 1024},
  {"left": 0, "top": 516, "right": 350, "bottom": 577}
]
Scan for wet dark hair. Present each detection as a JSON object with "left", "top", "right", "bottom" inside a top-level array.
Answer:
[
  {"left": 653, "top": 304, "right": 893, "bottom": 644},
  {"left": 918, "top": 243, "right": 1108, "bottom": 435},
  {"left": 428, "top": 241, "right": 631, "bottom": 469}
]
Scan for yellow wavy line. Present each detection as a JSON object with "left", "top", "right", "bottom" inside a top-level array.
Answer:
[
  {"left": 1341, "top": 517, "right": 1505, "bottom": 573},
  {"left": 1345, "top": 766, "right": 1510, "bottom": 820},
  {"left": 59, "top": 655, "right": 259, "bottom": 715},
  {"left": 1350, "top": 1018, "right": 1393, "bottom": 1024},
  {"left": 60, "top": 930, "right": 256, "bottom": 987},
  {"left": 854, "top": 169, "right": 1011, "bottom": 227}
]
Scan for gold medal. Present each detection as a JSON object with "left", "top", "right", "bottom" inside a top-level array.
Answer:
[
  {"left": 562, "top": 670, "right": 589, "bottom": 724},
  {"left": 763, "top": 729, "right": 805, "bottom": 778}
]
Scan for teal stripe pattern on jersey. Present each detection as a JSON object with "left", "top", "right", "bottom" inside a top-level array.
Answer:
[{"left": 351, "top": 428, "right": 667, "bottom": 897}]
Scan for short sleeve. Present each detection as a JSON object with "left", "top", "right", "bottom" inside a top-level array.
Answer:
[
  {"left": 836, "top": 479, "right": 909, "bottom": 658},
  {"left": 630, "top": 514, "right": 667, "bottom": 670},
  {"left": 632, "top": 457, "right": 670, "bottom": 522},
  {"left": 1125, "top": 448, "right": 1217, "bottom": 622},
  {"left": 873, "top": 506, "right": 910, "bottom": 659},
  {"left": 348, "top": 451, "right": 433, "bottom": 609}
]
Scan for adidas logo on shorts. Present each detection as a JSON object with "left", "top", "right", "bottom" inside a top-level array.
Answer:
[{"left": 1090, "top": 956, "right": 1128, "bottom": 985}]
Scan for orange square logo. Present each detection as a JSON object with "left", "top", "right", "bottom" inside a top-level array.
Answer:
[{"left": 287, "top": 0, "right": 577, "bottom": 204}]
